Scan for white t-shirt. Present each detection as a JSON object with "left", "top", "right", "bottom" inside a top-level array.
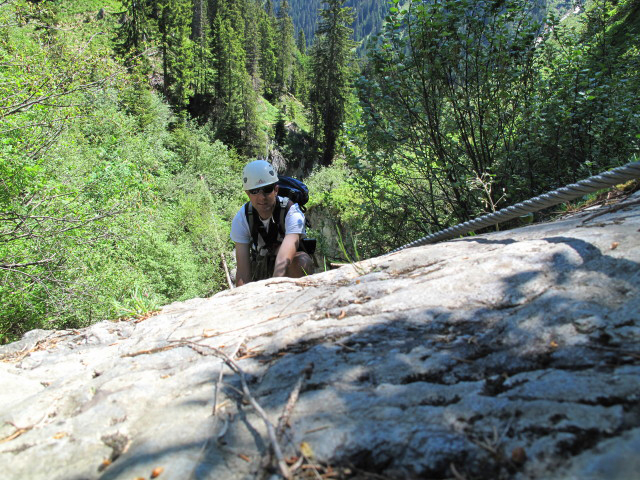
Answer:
[{"left": 230, "top": 197, "right": 306, "bottom": 246}]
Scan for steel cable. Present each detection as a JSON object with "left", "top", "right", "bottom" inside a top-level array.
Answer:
[{"left": 389, "top": 160, "right": 640, "bottom": 254}]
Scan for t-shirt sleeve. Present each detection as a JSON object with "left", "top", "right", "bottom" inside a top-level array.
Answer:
[
  {"left": 285, "top": 203, "right": 306, "bottom": 235},
  {"left": 230, "top": 206, "right": 251, "bottom": 243}
]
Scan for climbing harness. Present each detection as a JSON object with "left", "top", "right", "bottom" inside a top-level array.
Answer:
[{"left": 389, "top": 160, "right": 640, "bottom": 254}]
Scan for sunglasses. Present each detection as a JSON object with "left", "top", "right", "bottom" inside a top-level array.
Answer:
[{"left": 248, "top": 184, "right": 276, "bottom": 195}]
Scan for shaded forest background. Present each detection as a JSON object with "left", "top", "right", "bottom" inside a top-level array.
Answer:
[{"left": 1, "top": 0, "right": 638, "bottom": 342}]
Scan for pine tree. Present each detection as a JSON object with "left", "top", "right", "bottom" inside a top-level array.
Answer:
[
  {"left": 258, "top": 7, "right": 277, "bottom": 99},
  {"left": 297, "top": 28, "right": 306, "bottom": 55},
  {"left": 309, "top": 0, "right": 355, "bottom": 165},
  {"left": 210, "top": 6, "right": 259, "bottom": 151},
  {"left": 157, "top": 0, "right": 195, "bottom": 107},
  {"left": 275, "top": 0, "right": 296, "bottom": 96},
  {"left": 264, "top": 0, "right": 275, "bottom": 17},
  {"left": 191, "top": 0, "right": 214, "bottom": 97},
  {"left": 241, "top": 71, "right": 263, "bottom": 156},
  {"left": 290, "top": 49, "right": 309, "bottom": 102},
  {"left": 115, "top": 0, "right": 154, "bottom": 61},
  {"left": 244, "top": 0, "right": 262, "bottom": 83}
]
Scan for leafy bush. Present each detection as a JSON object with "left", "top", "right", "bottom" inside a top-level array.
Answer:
[
  {"left": 305, "top": 159, "right": 385, "bottom": 261},
  {"left": 0, "top": 2, "right": 244, "bottom": 341},
  {"left": 337, "top": 0, "right": 640, "bottom": 256}
]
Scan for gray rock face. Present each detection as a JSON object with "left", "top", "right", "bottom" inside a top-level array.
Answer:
[{"left": 2, "top": 195, "right": 639, "bottom": 480}]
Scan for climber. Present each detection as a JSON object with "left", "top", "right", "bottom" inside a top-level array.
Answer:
[{"left": 230, "top": 160, "right": 314, "bottom": 286}]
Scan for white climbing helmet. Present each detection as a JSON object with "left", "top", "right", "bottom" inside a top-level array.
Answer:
[{"left": 242, "top": 160, "right": 278, "bottom": 190}]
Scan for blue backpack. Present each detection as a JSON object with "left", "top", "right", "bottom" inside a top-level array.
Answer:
[{"left": 275, "top": 176, "right": 309, "bottom": 211}]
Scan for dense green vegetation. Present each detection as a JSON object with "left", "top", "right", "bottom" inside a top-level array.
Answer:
[
  {"left": 0, "top": 0, "right": 247, "bottom": 342},
  {"left": 316, "top": 0, "right": 640, "bottom": 257},
  {"left": 276, "top": 0, "right": 398, "bottom": 55},
  {"left": 1, "top": 0, "right": 639, "bottom": 342}
]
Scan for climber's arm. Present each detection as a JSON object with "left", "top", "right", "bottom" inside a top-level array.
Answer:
[{"left": 235, "top": 242, "right": 251, "bottom": 287}]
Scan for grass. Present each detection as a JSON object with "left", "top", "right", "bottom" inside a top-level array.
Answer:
[
  {"left": 60, "top": 0, "right": 123, "bottom": 15},
  {"left": 54, "top": 0, "right": 124, "bottom": 53},
  {"left": 112, "top": 286, "right": 161, "bottom": 320}
]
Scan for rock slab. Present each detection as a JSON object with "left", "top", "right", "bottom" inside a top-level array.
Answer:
[{"left": 1, "top": 195, "right": 640, "bottom": 479}]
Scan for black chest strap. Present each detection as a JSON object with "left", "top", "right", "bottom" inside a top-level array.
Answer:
[{"left": 244, "top": 198, "right": 293, "bottom": 252}]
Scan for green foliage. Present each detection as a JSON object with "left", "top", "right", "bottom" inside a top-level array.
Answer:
[
  {"left": 275, "top": 0, "right": 296, "bottom": 96},
  {"left": 305, "top": 159, "right": 380, "bottom": 260},
  {"left": 1, "top": 85, "right": 244, "bottom": 341},
  {"left": 115, "top": 0, "right": 154, "bottom": 61},
  {"left": 271, "top": 94, "right": 316, "bottom": 172},
  {"left": 519, "top": 0, "right": 640, "bottom": 186},
  {"left": 3, "top": 0, "right": 639, "bottom": 343},
  {"left": 274, "top": 0, "right": 397, "bottom": 57},
  {"left": 344, "top": 0, "right": 640, "bottom": 253},
  {"left": 258, "top": 7, "right": 278, "bottom": 100},
  {"left": 157, "top": 0, "right": 196, "bottom": 107},
  {"left": 210, "top": 13, "right": 251, "bottom": 150},
  {"left": 112, "top": 0, "right": 304, "bottom": 158},
  {"left": 0, "top": 0, "right": 246, "bottom": 343},
  {"left": 356, "top": 0, "right": 542, "bottom": 230}
]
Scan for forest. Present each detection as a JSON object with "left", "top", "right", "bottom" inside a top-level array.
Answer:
[
  {"left": 271, "top": 0, "right": 393, "bottom": 55},
  {"left": 1, "top": 0, "right": 639, "bottom": 342}
]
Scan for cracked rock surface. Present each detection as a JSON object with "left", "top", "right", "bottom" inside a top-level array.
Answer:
[{"left": 1, "top": 194, "right": 639, "bottom": 479}]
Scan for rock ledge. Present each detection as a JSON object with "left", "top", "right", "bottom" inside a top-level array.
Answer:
[{"left": 1, "top": 195, "right": 639, "bottom": 480}]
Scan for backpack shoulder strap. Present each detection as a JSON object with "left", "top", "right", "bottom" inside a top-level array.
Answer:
[
  {"left": 244, "top": 202, "right": 259, "bottom": 247},
  {"left": 277, "top": 197, "right": 293, "bottom": 237},
  {"left": 245, "top": 198, "right": 293, "bottom": 250}
]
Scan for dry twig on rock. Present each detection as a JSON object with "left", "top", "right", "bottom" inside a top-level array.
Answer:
[
  {"left": 276, "top": 363, "right": 314, "bottom": 443},
  {"left": 213, "top": 336, "right": 246, "bottom": 416},
  {"left": 581, "top": 198, "right": 640, "bottom": 224},
  {"left": 181, "top": 340, "right": 292, "bottom": 479}
]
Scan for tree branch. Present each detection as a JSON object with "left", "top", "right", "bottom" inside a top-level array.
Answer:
[
  {"left": 176, "top": 340, "right": 292, "bottom": 479},
  {"left": 0, "top": 258, "right": 55, "bottom": 269}
]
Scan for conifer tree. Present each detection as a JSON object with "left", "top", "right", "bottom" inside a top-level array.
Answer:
[
  {"left": 264, "top": 0, "right": 275, "bottom": 17},
  {"left": 115, "top": 0, "right": 154, "bottom": 61},
  {"left": 297, "top": 28, "right": 306, "bottom": 55},
  {"left": 309, "top": 0, "right": 355, "bottom": 165},
  {"left": 292, "top": 28, "right": 309, "bottom": 101},
  {"left": 191, "top": 0, "right": 214, "bottom": 98},
  {"left": 290, "top": 48, "right": 309, "bottom": 102},
  {"left": 210, "top": 8, "right": 257, "bottom": 150},
  {"left": 258, "top": 8, "right": 277, "bottom": 99},
  {"left": 241, "top": 72, "right": 263, "bottom": 156},
  {"left": 226, "top": 0, "right": 246, "bottom": 40},
  {"left": 157, "top": 0, "right": 195, "bottom": 107},
  {"left": 275, "top": 0, "right": 296, "bottom": 96},
  {"left": 244, "top": 0, "right": 262, "bottom": 83}
]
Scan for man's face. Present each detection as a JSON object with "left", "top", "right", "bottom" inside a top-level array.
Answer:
[{"left": 246, "top": 184, "right": 279, "bottom": 220}]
